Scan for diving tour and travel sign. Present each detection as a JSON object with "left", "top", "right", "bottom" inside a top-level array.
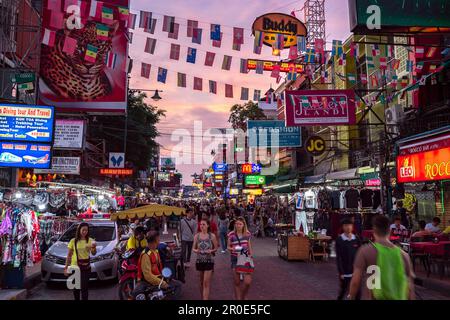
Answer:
[
  {"left": 0, "top": 104, "right": 55, "bottom": 143},
  {"left": 252, "top": 13, "right": 307, "bottom": 48},
  {"left": 285, "top": 90, "right": 356, "bottom": 126},
  {"left": 248, "top": 120, "right": 302, "bottom": 148},
  {"left": 0, "top": 142, "right": 51, "bottom": 169},
  {"left": 34, "top": 157, "right": 81, "bottom": 175},
  {"left": 397, "top": 132, "right": 450, "bottom": 183}
]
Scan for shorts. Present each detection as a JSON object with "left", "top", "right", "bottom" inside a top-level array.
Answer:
[
  {"left": 230, "top": 255, "right": 238, "bottom": 269},
  {"left": 196, "top": 261, "right": 214, "bottom": 271}
]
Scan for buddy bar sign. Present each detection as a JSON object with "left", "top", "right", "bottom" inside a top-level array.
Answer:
[
  {"left": 397, "top": 132, "right": 450, "bottom": 183},
  {"left": 285, "top": 90, "right": 356, "bottom": 126}
]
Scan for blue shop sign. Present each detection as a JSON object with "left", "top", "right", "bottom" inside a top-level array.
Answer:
[
  {"left": 0, "top": 104, "right": 55, "bottom": 143},
  {"left": 0, "top": 141, "right": 52, "bottom": 169},
  {"left": 213, "top": 162, "right": 228, "bottom": 173},
  {"left": 248, "top": 120, "right": 301, "bottom": 148}
]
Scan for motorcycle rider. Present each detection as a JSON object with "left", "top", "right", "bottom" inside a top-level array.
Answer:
[
  {"left": 133, "top": 231, "right": 181, "bottom": 299},
  {"left": 126, "top": 226, "right": 148, "bottom": 254}
]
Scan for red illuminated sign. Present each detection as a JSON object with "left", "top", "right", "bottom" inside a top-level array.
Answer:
[
  {"left": 100, "top": 168, "right": 133, "bottom": 176},
  {"left": 397, "top": 147, "right": 450, "bottom": 183}
]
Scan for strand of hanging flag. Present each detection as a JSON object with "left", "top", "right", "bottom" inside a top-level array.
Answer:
[{"left": 138, "top": 60, "right": 266, "bottom": 101}]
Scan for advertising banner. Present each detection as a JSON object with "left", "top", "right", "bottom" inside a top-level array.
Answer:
[
  {"left": 54, "top": 120, "right": 85, "bottom": 149},
  {"left": 245, "top": 175, "right": 266, "bottom": 185},
  {"left": 213, "top": 163, "right": 227, "bottom": 173},
  {"left": 35, "top": 157, "right": 81, "bottom": 175},
  {"left": 397, "top": 147, "right": 450, "bottom": 183},
  {"left": 247, "top": 59, "right": 304, "bottom": 73},
  {"left": 0, "top": 142, "right": 51, "bottom": 169},
  {"left": 248, "top": 120, "right": 302, "bottom": 148},
  {"left": 0, "top": 104, "right": 54, "bottom": 143},
  {"left": 39, "top": 0, "right": 129, "bottom": 113},
  {"left": 349, "top": 0, "right": 450, "bottom": 34},
  {"left": 109, "top": 152, "right": 125, "bottom": 168},
  {"left": 100, "top": 168, "right": 133, "bottom": 175},
  {"left": 241, "top": 163, "right": 262, "bottom": 174},
  {"left": 157, "top": 172, "right": 171, "bottom": 181},
  {"left": 160, "top": 157, "right": 176, "bottom": 170},
  {"left": 285, "top": 90, "right": 356, "bottom": 126}
]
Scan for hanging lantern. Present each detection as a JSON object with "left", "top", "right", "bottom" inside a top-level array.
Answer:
[
  {"left": 32, "top": 174, "right": 37, "bottom": 182},
  {"left": 53, "top": 174, "right": 57, "bottom": 180}
]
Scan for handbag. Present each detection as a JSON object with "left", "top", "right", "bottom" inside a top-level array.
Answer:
[
  {"left": 235, "top": 235, "right": 254, "bottom": 274},
  {"left": 75, "top": 239, "right": 91, "bottom": 272}
]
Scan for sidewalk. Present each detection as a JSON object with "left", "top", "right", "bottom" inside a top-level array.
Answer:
[{"left": 0, "top": 262, "right": 42, "bottom": 300}]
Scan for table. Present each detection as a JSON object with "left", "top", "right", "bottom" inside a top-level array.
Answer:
[
  {"left": 309, "top": 235, "right": 332, "bottom": 262},
  {"left": 410, "top": 241, "right": 450, "bottom": 256}
]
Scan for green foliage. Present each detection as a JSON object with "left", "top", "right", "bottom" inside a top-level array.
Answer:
[
  {"left": 89, "top": 91, "right": 165, "bottom": 170},
  {"left": 228, "top": 101, "right": 267, "bottom": 131}
]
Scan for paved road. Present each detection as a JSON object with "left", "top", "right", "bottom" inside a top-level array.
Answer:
[{"left": 27, "top": 235, "right": 450, "bottom": 300}]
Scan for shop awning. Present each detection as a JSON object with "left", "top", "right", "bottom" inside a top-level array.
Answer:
[
  {"left": 110, "top": 204, "right": 186, "bottom": 221},
  {"left": 304, "top": 174, "right": 326, "bottom": 184},
  {"left": 265, "top": 179, "right": 297, "bottom": 191},
  {"left": 326, "top": 168, "right": 358, "bottom": 181}
]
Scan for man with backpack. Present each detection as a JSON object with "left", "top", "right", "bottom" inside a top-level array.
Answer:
[
  {"left": 348, "top": 215, "right": 415, "bottom": 300},
  {"left": 179, "top": 208, "right": 197, "bottom": 268}
]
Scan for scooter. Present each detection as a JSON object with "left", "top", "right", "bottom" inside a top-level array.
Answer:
[
  {"left": 118, "top": 250, "right": 138, "bottom": 300},
  {"left": 133, "top": 268, "right": 178, "bottom": 301}
]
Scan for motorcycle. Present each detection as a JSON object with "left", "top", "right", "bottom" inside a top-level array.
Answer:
[
  {"left": 118, "top": 249, "right": 139, "bottom": 300},
  {"left": 133, "top": 268, "right": 179, "bottom": 301}
]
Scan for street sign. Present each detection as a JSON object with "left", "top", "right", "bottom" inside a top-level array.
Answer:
[
  {"left": 213, "top": 162, "right": 227, "bottom": 173},
  {"left": 11, "top": 73, "right": 35, "bottom": 84},
  {"left": 0, "top": 142, "right": 51, "bottom": 169},
  {"left": 0, "top": 104, "right": 54, "bottom": 143},
  {"left": 245, "top": 175, "right": 266, "bottom": 185},
  {"left": 109, "top": 152, "right": 125, "bottom": 168},
  {"left": 100, "top": 168, "right": 133, "bottom": 176},
  {"left": 304, "top": 136, "right": 326, "bottom": 156}
]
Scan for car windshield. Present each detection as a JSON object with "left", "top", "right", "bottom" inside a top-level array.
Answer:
[{"left": 59, "top": 224, "right": 116, "bottom": 242}]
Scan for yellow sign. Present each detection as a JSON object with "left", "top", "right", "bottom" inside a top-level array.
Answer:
[
  {"left": 243, "top": 189, "right": 263, "bottom": 196},
  {"left": 305, "top": 135, "right": 326, "bottom": 156},
  {"left": 252, "top": 13, "right": 307, "bottom": 49},
  {"left": 229, "top": 188, "right": 239, "bottom": 195},
  {"left": 214, "top": 175, "right": 224, "bottom": 180}
]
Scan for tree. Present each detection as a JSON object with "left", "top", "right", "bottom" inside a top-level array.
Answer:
[
  {"left": 228, "top": 101, "right": 267, "bottom": 131},
  {"left": 89, "top": 91, "right": 165, "bottom": 170}
]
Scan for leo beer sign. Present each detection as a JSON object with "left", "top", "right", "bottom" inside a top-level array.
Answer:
[{"left": 252, "top": 13, "right": 307, "bottom": 49}]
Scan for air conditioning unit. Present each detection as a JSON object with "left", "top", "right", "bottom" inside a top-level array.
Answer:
[{"left": 385, "top": 105, "right": 404, "bottom": 134}]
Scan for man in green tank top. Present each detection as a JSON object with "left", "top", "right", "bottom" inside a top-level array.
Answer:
[{"left": 348, "top": 215, "right": 415, "bottom": 300}]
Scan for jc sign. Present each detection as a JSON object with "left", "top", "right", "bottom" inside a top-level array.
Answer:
[{"left": 305, "top": 136, "right": 326, "bottom": 156}]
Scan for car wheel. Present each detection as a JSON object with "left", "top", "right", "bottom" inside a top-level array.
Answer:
[{"left": 118, "top": 278, "right": 135, "bottom": 300}]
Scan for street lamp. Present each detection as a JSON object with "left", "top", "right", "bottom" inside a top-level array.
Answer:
[{"left": 131, "top": 89, "right": 163, "bottom": 101}]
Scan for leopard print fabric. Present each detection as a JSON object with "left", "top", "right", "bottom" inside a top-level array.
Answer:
[{"left": 41, "top": 21, "right": 118, "bottom": 101}]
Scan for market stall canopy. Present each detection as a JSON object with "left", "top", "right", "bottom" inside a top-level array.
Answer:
[
  {"left": 303, "top": 174, "right": 326, "bottom": 184},
  {"left": 326, "top": 168, "right": 358, "bottom": 181},
  {"left": 110, "top": 204, "right": 186, "bottom": 221}
]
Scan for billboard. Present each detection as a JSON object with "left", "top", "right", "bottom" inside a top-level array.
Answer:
[
  {"left": 285, "top": 90, "right": 356, "bottom": 126},
  {"left": 109, "top": 152, "right": 125, "bottom": 168},
  {"left": 349, "top": 0, "right": 450, "bottom": 34},
  {"left": 34, "top": 157, "right": 81, "bottom": 175},
  {"left": 252, "top": 13, "right": 307, "bottom": 48},
  {"left": 213, "top": 163, "right": 228, "bottom": 173},
  {"left": 0, "top": 104, "right": 54, "bottom": 143},
  {"left": 248, "top": 120, "right": 302, "bottom": 148},
  {"left": 247, "top": 59, "right": 304, "bottom": 73},
  {"left": 245, "top": 175, "right": 266, "bottom": 185},
  {"left": 0, "top": 142, "right": 51, "bottom": 169},
  {"left": 53, "top": 120, "right": 85, "bottom": 149},
  {"left": 39, "top": 1, "right": 129, "bottom": 113},
  {"left": 160, "top": 157, "right": 176, "bottom": 170}
]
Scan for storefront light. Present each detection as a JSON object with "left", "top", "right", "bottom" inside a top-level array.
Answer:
[
  {"left": 15, "top": 192, "right": 22, "bottom": 199},
  {"left": 38, "top": 204, "right": 46, "bottom": 211}
]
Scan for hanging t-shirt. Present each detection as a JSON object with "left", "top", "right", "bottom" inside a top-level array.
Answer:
[
  {"left": 345, "top": 189, "right": 360, "bottom": 209},
  {"left": 295, "top": 192, "right": 305, "bottom": 210},
  {"left": 331, "top": 190, "right": 341, "bottom": 209},
  {"left": 340, "top": 191, "right": 346, "bottom": 209},
  {"left": 360, "top": 189, "right": 374, "bottom": 208},
  {"left": 304, "top": 190, "right": 317, "bottom": 209}
]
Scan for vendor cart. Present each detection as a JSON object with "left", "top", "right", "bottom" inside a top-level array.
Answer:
[{"left": 110, "top": 204, "right": 186, "bottom": 283}]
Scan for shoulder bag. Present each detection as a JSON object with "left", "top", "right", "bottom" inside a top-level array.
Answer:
[{"left": 235, "top": 235, "right": 254, "bottom": 274}]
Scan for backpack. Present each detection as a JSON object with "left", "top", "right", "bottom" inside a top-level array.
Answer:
[{"left": 372, "top": 242, "right": 409, "bottom": 300}]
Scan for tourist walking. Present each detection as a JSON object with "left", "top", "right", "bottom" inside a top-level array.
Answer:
[
  {"left": 180, "top": 208, "right": 197, "bottom": 268},
  {"left": 193, "top": 219, "right": 218, "bottom": 300},
  {"left": 228, "top": 217, "right": 254, "bottom": 300},
  {"left": 218, "top": 212, "right": 230, "bottom": 253}
]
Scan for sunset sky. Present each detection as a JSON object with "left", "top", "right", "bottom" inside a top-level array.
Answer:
[{"left": 129, "top": 0, "right": 351, "bottom": 184}]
